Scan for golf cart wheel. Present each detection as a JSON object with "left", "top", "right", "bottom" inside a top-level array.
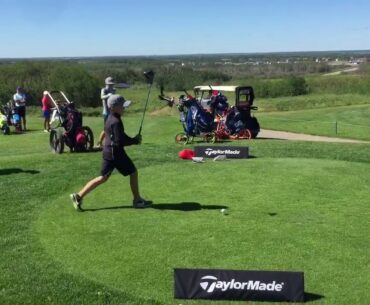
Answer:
[
  {"left": 49, "top": 129, "right": 64, "bottom": 154},
  {"left": 205, "top": 132, "right": 216, "bottom": 143},
  {"left": 82, "top": 126, "right": 94, "bottom": 151},
  {"left": 175, "top": 132, "right": 188, "bottom": 144}
]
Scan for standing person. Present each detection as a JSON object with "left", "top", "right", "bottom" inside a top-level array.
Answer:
[
  {"left": 13, "top": 87, "right": 27, "bottom": 131},
  {"left": 70, "top": 94, "right": 152, "bottom": 210},
  {"left": 41, "top": 91, "right": 52, "bottom": 132},
  {"left": 96, "top": 76, "right": 116, "bottom": 147}
]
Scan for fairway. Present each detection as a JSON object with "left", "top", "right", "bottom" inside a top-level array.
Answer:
[
  {"left": 1, "top": 115, "right": 370, "bottom": 305},
  {"left": 258, "top": 104, "right": 370, "bottom": 141}
]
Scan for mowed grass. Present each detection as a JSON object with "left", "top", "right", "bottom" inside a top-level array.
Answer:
[
  {"left": 1, "top": 114, "right": 370, "bottom": 305},
  {"left": 257, "top": 104, "right": 370, "bottom": 141}
]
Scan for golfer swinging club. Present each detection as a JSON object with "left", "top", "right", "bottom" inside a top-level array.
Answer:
[{"left": 70, "top": 94, "right": 152, "bottom": 210}]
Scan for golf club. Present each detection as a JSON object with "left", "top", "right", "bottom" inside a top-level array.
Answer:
[{"left": 138, "top": 70, "right": 155, "bottom": 135}]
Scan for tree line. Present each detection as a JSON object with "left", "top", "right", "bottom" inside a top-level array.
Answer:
[
  {"left": 1, "top": 60, "right": 369, "bottom": 108},
  {"left": 0, "top": 62, "right": 100, "bottom": 107}
]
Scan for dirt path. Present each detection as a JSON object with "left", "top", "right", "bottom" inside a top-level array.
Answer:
[
  {"left": 258, "top": 129, "right": 370, "bottom": 144},
  {"left": 323, "top": 67, "right": 359, "bottom": 76}
]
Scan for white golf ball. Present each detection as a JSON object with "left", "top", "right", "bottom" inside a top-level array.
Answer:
[{"left": 220, "top": 208, "right": 229, "bottom": 215}]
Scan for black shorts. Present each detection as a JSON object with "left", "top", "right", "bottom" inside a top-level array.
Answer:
[{"left": 100, "top": 153, "right": 136, "bottom": 177}]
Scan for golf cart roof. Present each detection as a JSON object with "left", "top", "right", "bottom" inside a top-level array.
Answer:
[{"left": 194, "top": 85, "right": 239, "bottom": 92}]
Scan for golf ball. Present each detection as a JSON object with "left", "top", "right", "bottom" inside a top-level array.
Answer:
[{"left": 220, "top": 208, "right": 229, "bottom": 215}]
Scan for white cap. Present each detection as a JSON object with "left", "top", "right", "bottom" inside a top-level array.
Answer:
[{"left": 105, "top": 76, "right": 115, "bottom": 85}]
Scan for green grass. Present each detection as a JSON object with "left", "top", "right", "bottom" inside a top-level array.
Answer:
[
  {"left": 257, "top": 104, "right": 370, "bottom": 140},
  {"left": 256, "top": 94, "right": 370, "bottom": 112},
  {"left": 1, "top": 115, "right": 370, "bottom": 305}
]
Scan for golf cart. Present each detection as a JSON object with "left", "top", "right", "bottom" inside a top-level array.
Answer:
[
  {"left": 48, "top": 91, "right": 94, "bottom": 153},
  {"left": 194, "top": 85, "right": 260, "bottom": 139}
]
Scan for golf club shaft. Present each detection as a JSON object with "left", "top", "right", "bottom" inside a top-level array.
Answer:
[{"left": 138, "top": 81, "right": 153, "bottom": 135}]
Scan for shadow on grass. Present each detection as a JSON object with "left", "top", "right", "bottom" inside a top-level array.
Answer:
[
  {"left": 82, "top": 205, "right": 131, "bottom": 212},
  {"left": 256, "top": 136, "right": 286, "bottom": 141},
  {"left": 240, "top": 292, "right": 323, "bottom": 303},
  {"left": 83, "top": 202, "right": 228, "bottom": 212},
  {"left": 153, "top": 202, "right": 228, "bottom": 211},
  {"left": 0, "top": 168, "right": 40, "bottom": 176},
  {"left": 68, "top": 147, "right": 102, "bottom": 154},
  {"left": 304, "top": 292, "right": 324, "bottom": 302}
]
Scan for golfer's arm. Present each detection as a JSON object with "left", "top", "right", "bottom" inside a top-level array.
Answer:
[
  {"left": 101, "top": 89, "right": 111, "bottom": 100},
  {"left": 113, "top": 123, "right": 136, "bottom": 147}
]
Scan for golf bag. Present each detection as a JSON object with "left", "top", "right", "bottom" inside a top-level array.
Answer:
[
  {"left": 59, "top": 103, "right": 89, "bottom": 151},
  {"left": 179, "top": 95, "right": 214, "bottom": 136},
  {"left": 209, "top": 93, "right": 229, "bottom": 116},
  {"left": 0, "top": 103, "right": 21, "bottom": 133},
  {"left": 1, "top": 112, "right": 10, "bottom": 135},
  {"left": 225, "top": 107, "right": 260, "bottom": 138}
]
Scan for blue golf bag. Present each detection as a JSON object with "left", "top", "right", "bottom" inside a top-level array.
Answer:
[{"left": 179, "top": 95, "right": 214, "bottom": 136}]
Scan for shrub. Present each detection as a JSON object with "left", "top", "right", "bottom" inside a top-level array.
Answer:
[{"left": 0, "top": 62, "right": 100, "bottom": 107}]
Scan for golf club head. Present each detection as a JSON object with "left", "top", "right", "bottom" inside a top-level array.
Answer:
[{"left": 143, "top": 70, "right": 155, "bottom": 84}]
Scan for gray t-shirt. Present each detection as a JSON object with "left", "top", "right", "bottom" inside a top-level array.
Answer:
[{"left": 101, "top": 86, "right": 116, "bottom": 115}]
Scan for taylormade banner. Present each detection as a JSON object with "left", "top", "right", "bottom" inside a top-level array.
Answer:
[
  {"left": 174, "top": 268, "right": 304, "bottom": 302},
  {"left": 194, "top": 146, "right": 248, "bottom": 158}
]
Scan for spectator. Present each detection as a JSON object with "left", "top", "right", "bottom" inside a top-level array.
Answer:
[
  {"left": 96, "top": 76, "right": 116, "bottom": 147},
  {"left": 41, "top": 91, "right": 52, "bottom": 132},
  {"left": 13, "top": 87, "right": 27, "bottom": 131}
]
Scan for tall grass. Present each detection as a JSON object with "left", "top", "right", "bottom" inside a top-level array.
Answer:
[{"left": 307, "top": 74, "right": 370, "bottom": 95}]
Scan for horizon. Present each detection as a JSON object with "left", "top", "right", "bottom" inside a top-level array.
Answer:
[{"left": 1, "top": 49, "right": 370, "bottom": 61}]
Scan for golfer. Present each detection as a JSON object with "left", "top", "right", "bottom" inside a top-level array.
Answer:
[{"left": 70, "top": 94, "right": 152, "bottom": 210}]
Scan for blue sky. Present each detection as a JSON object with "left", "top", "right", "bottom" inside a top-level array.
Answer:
[{"left": 0, "top": 0, "right": 369, "bottom": 58}]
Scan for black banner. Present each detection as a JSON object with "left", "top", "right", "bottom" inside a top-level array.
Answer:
[
  {"left": 174, "top": 268, "right": 304, "bottom": 302},
  {"left": 194, "top": 146, "right": 249, "bottom": 159}
]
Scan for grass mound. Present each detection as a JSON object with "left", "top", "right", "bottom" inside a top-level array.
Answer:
[
  {"left": 1, "top": 116, "right": 369, "bottom": 305},
  {"left": 36, "top": 158, "right": 370, "bottom": 304}
]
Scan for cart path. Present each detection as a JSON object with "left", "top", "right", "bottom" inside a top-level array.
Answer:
[{"left": 258, "top": 129, "right": 370, "bottom": 144}]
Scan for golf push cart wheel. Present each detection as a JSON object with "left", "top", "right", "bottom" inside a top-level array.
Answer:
[
  {"left": 240, "top": 128, "right": 252, "bottom": 140},
  {"left": 229, "top": 128, "right": 252, "bottom": 140},
  {"left": 82, "top": 126, "right": 94, "bottom": 151},
  {"left": 175, "top": 132, "right": 189, "bottom": 144},
  {"left": 204, "top": 132, "right": 216, "bottom": 143},
  {"left": 2, "top": 126, "right": 10, "bottom": 135},
  {"left": 49, "top": 129, "right": 65, "bottom": 154}
]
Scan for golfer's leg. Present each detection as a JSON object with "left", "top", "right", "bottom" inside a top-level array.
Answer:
[
  {"left": 78, "top": 175, "right": 108, "bottom": 198},
  {"left": 130, "top": 171, "right": 141, "bottom": 202},
  {"left": 97, "top": 131, "right": 105, "bottom": 146}
]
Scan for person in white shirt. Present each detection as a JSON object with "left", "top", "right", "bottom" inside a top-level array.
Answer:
[
  {"left": 13, "top": 87, "right": 27, "bottom": 131},
  {"left": 96, "top": 76, "right": 116, "bottom": 147}
]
